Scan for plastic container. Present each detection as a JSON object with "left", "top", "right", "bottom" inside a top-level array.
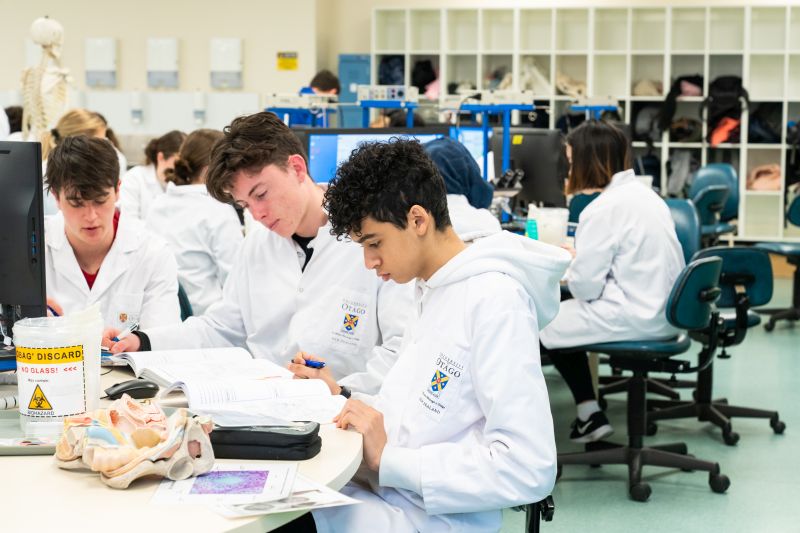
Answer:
[
  {"left": 527, "top": 205, "right": 569, "bottom": 246},
  {"left": 13, "top": 305, "right": 103, "bottom": 436}
]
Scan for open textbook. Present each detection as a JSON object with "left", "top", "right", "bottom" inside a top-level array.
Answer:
[{"left": 110, "top": 348, "right": 346, "bottom": 424}]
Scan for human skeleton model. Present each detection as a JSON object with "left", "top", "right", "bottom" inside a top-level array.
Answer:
[
  {"left": 21, "top": 16, "right": 71, "bottom": 140},
  {"left": 55, "top": 395, "right": 215, "bottom": 489}
]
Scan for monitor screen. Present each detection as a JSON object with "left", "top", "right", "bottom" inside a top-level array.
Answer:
[
  {"left": 0, "top": 141, "right": 47, "bottom": 329},
  {"left": 305, "top": 127, "right": 449, "bottom": 183},
  {"left": 449, "top": 126, "right": 492, "bottom": 179}
]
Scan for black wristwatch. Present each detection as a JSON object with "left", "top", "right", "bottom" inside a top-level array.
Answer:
[{"left": 338, "top": 385, "right": 352, "bottom": 399}]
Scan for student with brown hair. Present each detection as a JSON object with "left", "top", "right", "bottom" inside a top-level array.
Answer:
[
  {"left": 106, "top": 112, "right": 412, "bottom": 397},
  {"left": 540, "top": 120, "right": 685, "bottom": 443},
  {"left": 120, "top": 130, "right": 186, "bottom": 220},
  {"left": 44, "top": 135, "right": 181, "bottom": 330},
  {"left": 145, "top": 129, "right": 244, "bottom": 315}
]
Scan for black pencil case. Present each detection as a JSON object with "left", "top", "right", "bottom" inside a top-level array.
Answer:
[{"left": 209, "top": 422, "right": 322, "bottom": 460}]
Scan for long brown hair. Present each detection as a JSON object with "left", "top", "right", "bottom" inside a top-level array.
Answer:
[
  {"left": 165, "top": 129, "right": 223, "bottom": 186},
  {"left": 565, "top": 120, "right": 631, "bottom": 195},
  {"left": 144, "top": 130, "right": 186, "bottom": 166},
  {"left": 41, "top": 109, "right": 106, "bottom": 160}
]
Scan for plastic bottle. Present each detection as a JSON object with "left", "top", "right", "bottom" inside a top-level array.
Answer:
[{"left": 13, "top": 305, "right": 103, "bottom": 436}]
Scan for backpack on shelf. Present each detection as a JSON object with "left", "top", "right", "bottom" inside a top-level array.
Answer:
[
  {"left": 701, "top": 76, "right": 750, "bottom": 143},
  {"left": 659, "top": 74, "right": 704, "bottom": 132}
]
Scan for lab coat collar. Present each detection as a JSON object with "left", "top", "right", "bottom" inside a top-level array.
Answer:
[
  {"left": 165, "top": 182, "right": 208, "bottom": 197},
  {"left": 606, "top": 169, "right": 637, "bottom": 191}
]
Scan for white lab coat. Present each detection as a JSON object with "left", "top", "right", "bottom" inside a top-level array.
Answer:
[
  {"left": 540, "top": 169, "right": 685, "bottom": 349},
  {"left": 446, "top": 194, "right": 501, "bottom": 240},
  {"left": 144, "top": 221, "right": 413, "bottom": 395},
  {"left": 0, "top": 108, "right": 8, "bottom": 139},
  {"left": 119, "top": 164, "right": 166, "bottom": 220},
  {"left": 44, "top": 212, "right": 182, "bottom": 330},
  {"left": 313, "top": 232, "right": 570, "bottom": 533},
  {"left": 145, "top": 183, "right": 244, "bottom": 315}
]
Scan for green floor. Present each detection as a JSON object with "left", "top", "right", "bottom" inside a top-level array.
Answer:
[{"left": 502, "top": 278, "right": 799, "bottom": 532}]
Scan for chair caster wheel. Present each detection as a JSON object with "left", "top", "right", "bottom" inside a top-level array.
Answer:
[
  {"left": 646, "top": 422, "right": 658, "bottom": 436},
  {"left": 598, "top": 397, "right": 608, "bottom": 410},
  {"left": 764, "top": 321, "right": 775, "bottom": 332},
  {"left": 722, "top": 430, "right": 740, "bottom": 446},
  {"left": 709, "top": 473, "right": 730, "bottom": 494},
  {"left": 629, "top": 482, "right": 651, "bottom": 502},
  {"left": 770, "top": 417, "right": 786, "bottom": 434}
]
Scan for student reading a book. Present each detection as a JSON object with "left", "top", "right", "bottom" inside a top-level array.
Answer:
[
  {"left": 105, "top": 112, "right": 412, "bottom": 396},
  {"left": 283, "top": 139, "right": 568, "bottom": 532},
  {"left": 44, "top": 135, "right": 181, "bottom": 330}
]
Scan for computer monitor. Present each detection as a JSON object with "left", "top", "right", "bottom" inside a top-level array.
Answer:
[
  {"left": 304, "top": 127, "right": 449, "bottom": 183},
  {"left": 491, "top": 127, "right": 568, "bottom": 208},
  {"left": 0, "top": 141, "right": 47, "bottom": 343},
  {"left": 449, "top": 125, "right": 492, "bottom": 180}
]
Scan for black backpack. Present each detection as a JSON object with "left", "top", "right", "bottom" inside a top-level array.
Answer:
[
  {"left": 701, "top": 76, "right": 750, "bottom": 142},
  {"left": 659, "top": 74, "right": 703, "bottom": 131}
]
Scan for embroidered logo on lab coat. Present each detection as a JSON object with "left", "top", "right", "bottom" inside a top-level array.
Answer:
[
  {"left": 342, "top": 314, "right": 360, "bottom": 332},
  {"left": 430, "top": 370, "right": 449, "bottom": 392},
  {"left": 118, "top": 312, "right": 128, "bottom": 324}
]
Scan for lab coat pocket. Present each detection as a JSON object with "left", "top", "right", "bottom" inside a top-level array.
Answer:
[
  {"left": 108, "top": 292, "right": 144, "bottom": 329},
  {"left": 416, "top": 348, "right": 470, "bottom": 423},
  {"left": 328, "top": 289, "right": 372, "bottom": 354}
]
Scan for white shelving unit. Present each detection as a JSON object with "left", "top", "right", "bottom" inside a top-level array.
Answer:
[{"left": 372, "top": 5, "right": 800, "bottom": 242}]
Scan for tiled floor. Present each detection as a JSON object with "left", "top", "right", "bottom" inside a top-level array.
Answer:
[{"left": 502, "top": 278, "right": 799, "bottom": 532}]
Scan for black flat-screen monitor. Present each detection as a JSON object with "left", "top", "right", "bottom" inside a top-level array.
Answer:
[
  {"left": 0, "top": 141, "right": 47, "bottom": 338},
  {"left": 304, "top": 127, "right": 450, "bottom": 183},
  {"left": 491, "top": 127, "right": 568, "bottom": 207}
]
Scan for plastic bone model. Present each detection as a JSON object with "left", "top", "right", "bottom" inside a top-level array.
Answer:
[
  {"left": 21, "top": 16, "right": 72, "bottom": 140},
  {"left": 55, "top": 395, "right": 215, "bottom": 489}
]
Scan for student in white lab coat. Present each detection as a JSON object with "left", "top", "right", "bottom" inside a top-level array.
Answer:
[
  {"left": 145, "top": 129, "right": 244, "bottom": 315},
  {"left": 106, "top": 112, "right": 412, "bottom": 395},
  {"left": 539, "top": 121, "right": 685, "bottom": 443},
  {"left": 283, "top": 139, "right": 568, "bottom": 533},
  {"left": 44, "top": 135, "right": 181, "bottom": 330},
  {"left": 423, "top": 137, "right": 501, "bottom": 239},
  {"left": 119, "top": 130, "right": 186, "bottom": 220}
]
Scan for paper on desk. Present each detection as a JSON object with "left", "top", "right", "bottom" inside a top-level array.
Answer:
[
  {"left": 151, "top": 462, "right": 297, "bottom": 505},
  {"left": 198, "top": 394, "right": 347, "bottom": 426},
  {"left": 214, "top": 474, "right": 360, "bottom": 518}
]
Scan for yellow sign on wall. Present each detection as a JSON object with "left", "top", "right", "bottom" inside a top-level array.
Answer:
[{"left": 277, "top": 52, "right": 298, "bottom": 71}]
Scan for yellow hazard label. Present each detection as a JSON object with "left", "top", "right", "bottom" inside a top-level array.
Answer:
[
  {"left": 16, "top": 345, "right": 84, "bottom": 365},
  {"left": 27, "top": 384, "right": 53, "bottom": 410},
  {"left": 512, "top": 135, "right": 523, "bottom": 145},
  {"left": 277, "top": 51, "right": 298, "bottom": 71}
]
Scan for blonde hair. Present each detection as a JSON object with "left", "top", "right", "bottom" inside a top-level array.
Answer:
[{"left": 41, "top": 108, "right": 107, "bottom": 160}]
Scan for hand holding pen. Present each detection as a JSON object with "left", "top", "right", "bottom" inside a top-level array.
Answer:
[
  {"left": 287, "top": 351, "right": 341, "bottom": 395},
  {"left": 112, "top": 321, "right": 139, "bottom": 342}
]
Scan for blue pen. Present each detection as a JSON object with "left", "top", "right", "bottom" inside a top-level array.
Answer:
[
  {"left": 47, "top": 305, "right": 60, "bottom": 317},
  {"left": 112, "top": 321, "right": 139, "bottom": 342},
  {"left": 291, "top": 359, "right": 326, "bottom": 369}
]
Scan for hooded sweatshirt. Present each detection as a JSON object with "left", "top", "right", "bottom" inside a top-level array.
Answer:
[{"left": 315, "top": 231, "right": 570, "bottom": 533}]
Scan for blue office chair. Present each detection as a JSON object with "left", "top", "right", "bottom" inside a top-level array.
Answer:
[
  {"left": 597, "top": 199, "right": 701, "bottom": 406},
  {"left": 690, "top": 183, "right": 731, "bottom": 247},
  {"left": 754, "top": 194, "right": 800, "bottom": 331},
  {"left": 558, "top": 257, "right": 730, "bottom": 502},
  {"left": 177, "top": 283, "right": 194, "bottom": 321},
  {"left": 647, "top": 247, "right": 785, "bottom": 445},
  {"left": 689, "top": 163, "right": 739, "bottom": 223}
]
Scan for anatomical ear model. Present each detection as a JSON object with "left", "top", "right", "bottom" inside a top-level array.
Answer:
[
  {"left": 21, "top": 16, "right": 72, "bottom": 140},
  {"left": 55, "top": 395, "right": 215, "bottom": 489}
]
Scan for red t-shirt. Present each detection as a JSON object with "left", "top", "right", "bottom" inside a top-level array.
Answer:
[{"left": 81, "top": 210, "right": 120, "bottom": 289}]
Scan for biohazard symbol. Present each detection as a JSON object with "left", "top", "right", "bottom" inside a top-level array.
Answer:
[{"left": 27, "top": 384, "right": 53, "bottom": 410}]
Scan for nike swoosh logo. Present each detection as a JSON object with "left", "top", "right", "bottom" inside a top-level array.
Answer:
[{"left": 578, "top": 421, "right": 593, "bottom": 433}]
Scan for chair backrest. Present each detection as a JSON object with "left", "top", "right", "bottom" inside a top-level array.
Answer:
[
  {"left": 568, "top": 192, "right": 600, "bottom": 223},
  {"left": 666, "top": 198, "right": 701, "bottom": 264},
  {"left": 691, "top": 184, "right": 730, "bottom": 226},
  {"left": 693, "top": 247, "right": 773, "bottom": 307},
  {"left": 788, "top": 194, "right": 800, "bottom": 227},
  {"left": 177, "top": 283, "right": 193, "bottom": 321},
  {"left": 666, "top": 256, "right": 722, "bottom": 331},
  {"left": 689, "top": 163, "right": 739, "bottom": 222}
]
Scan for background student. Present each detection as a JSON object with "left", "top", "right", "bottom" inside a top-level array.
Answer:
[
  {"left": 423, "top": 137, "right": 501, "bottom": 238},
  {"left": 540, "top": 120, "right": 685, "bottom": 443},
  {"left": 286, "top": 139, "right": 566, "bottom": 533},
  {"left": 106, "top": 112, "right": 412, "bottom": 396},
  {"left": 119, "top": 130, "right": 186, "bottom": 220},
  {"left": 44, "top": 135, "right": 181, "bottom": 330},
  {"left": 145, "top": 129, "right": 244, "bottom": 315}
]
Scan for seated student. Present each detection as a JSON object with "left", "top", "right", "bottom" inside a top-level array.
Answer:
[
  {"left": 44, "top": 135, "right": 181, "bottom": 330},
  {"left": 91, "top": 111, "right": 128, "bottom": 177},
  {"left": 540, "top": 120, "right": 685, "bottom": 443},
  {"left": 145, "top": 129, "right": 244, "bottom": 316},
  {"left": 119, "top": 130, "right": 186, "bottom": 220},
  {"left": 423, "top": 137, "right": 501, "bottom": 237},
  {"left": 285, "top": 139, "right": 568, "bottom": 533},
  {"left": 3, "top": 106, "right": 23, "bottom": 141},
  {"left": 309, "top": 69, "right": 340, "bottom": 96},
  {"left": 106, "top": 112, "right": 412, "bottom": 396}
]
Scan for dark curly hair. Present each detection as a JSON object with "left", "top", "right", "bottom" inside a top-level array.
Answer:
[{"left": 324, "top": 138, "right": 451, "bottom": 238}]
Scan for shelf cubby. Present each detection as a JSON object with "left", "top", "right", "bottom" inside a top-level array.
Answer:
[
  {"left": 446, "top": 54, "right": 478, "bottom": 93},
  {"left": 375, "top": 10, "right": 406, "bottom": 51},
  {"left": 632, "top": 8, "right": 666, "bottom": 52},
  {"left": 594, "top": 9, "right": 628, "bottom": 51},
  {"left": 410, "top": 10, "right": 441, "bottom": 52},
  {"left": 751, "top": 7, "right": 787, "bottom": 52},
  {"left": 519, "top": 55, "right": 552, "bottom": 95},
  {"left": 482, "top": 54, "right": 513, "bottom": 90},
  {"left": 709, "top": 8, "right": 745, "bottom": 52},
  {"left": 593, "top": 54, "right": 627, "bottom": 97},
  {"left": 749, "top": 55, "right": 785, "bottom": 100},
  {"left": 709, "top": 54, "right": 743, "bottom": 81},
  {"left": 743, "top": 194, "right": 782, "bottom": 237},
  {"left": 520, "top": 9, "right": 552, "bottom": 51},
  {"left": 483, "top": 10, "right": 514, "bottom": 52},
  {"left": 671, "top": 8, "right": 706, "bottom": 52},
  {"left": 632, "top": 55, "right": 664, "bottom": 93},
  {"left": 447, "top": 10, "right": 479, "bottom": 52},
  {"left": 556, "top": 9, "right": 589, "bottom": 52}
]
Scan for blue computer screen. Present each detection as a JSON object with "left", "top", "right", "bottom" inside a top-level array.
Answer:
[
  {"left": 449, "top": 126, "right": 492, "bottom": 180},
  {"left": 307, "top": 130, "right": 447, "bottom": 183}
]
